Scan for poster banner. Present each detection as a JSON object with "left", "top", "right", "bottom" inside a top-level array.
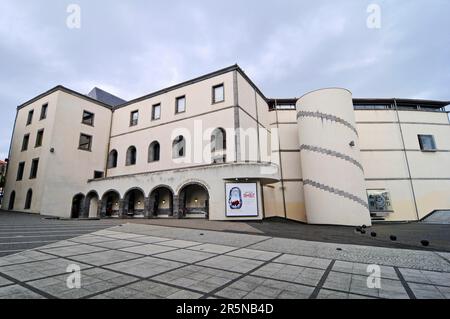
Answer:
[{"left": 225, "top": 183, "right": 258, "bottom": 217}]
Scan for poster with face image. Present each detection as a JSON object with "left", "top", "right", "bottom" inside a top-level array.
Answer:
[{"left": 225, "top": 183, "right": 258, "bottom": 217}]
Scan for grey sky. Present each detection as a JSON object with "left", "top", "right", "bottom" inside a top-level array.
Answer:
[{"left": 1, "top": 0, "right": 449, "bottom": 160}]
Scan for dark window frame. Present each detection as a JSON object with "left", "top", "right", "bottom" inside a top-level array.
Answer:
[
  {"left": 22, "top": 134, "right": 30, "bottom": 151},
  {"left": 148, "top": 141, "right": 160, "bottom": 162},
  {"left": 81, "top": 110, "right": 95, "bottom": 126},
  {"left": 172, "top": 135, "right": 186, "bottom": 158},
  {"left": 24, "top": 189, "right": 33, "bottom": 209},
  {"left": 212, "top": 83, "right": 225, "bottom": 104},
  {"left": 40, "top": 103, "right": 48, "bottom": 120},
  {"left": 130, "top": 110, "right": 139, "bottom": 126},
  {"left": 418, "top": 134, "right": 437, "bottom": 152},
  {"left": 26, "top": 110, "right": 34, "bottom": 126},
  {"left": 78, "top": 133, "right": 93, "bottom": 152},
  {"left": 30, "top": 158, "right": 39, "bottom": 179},
  {"left": 126, "top": 146, "right": 137, "bottom": 166},
  {"left": 16, "top": 162, "right": 25, "bottom": 181},
  {"left": 35, "top": 129, "right": 44, "bottom": 148},
  {"left": 175, "top": 96, "right": 186, "bottom": 114},
  {"left": 107, "top": 149, "right": 118, "bottom": 168},
  {"left": 152, "top": 103, "right": 161, "bottom": 121}
]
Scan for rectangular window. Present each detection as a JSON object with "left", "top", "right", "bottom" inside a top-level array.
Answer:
[
  {"left": 94, "top": 171, "right": 104, "bottom": 179},
  {"left": 175, "top": 96, "right": 186, "bottom": 114},
  {"left": 30, "top": 158, "right": 39, "bottom": 179},
  {"left": 78, "top": 134, "right": 92, "bottom": 151},
  {"left": 26, "top": 110, "right": 34, "bottom": 125},
  {"left": 35, "top": 129, "right": 44, "bottom": 148},
  {"left": 22, "top": 134, "right": 30, "bottom": 151},
  {"left": 212, "top": 84, "right": 224, "bottom": 104},
  {"left": 17, "top": 162, "right": 25, "bottom": 181},
  {"left": 418, "top": 135, "right": 437, "bottom": 151},
  {"left": 82, "top": 110, "right": 95, "bottom": 126},
  {"left": 130, "top": 110, "right": 139, "bottom": 126},
  {"left": 40, "top": 103, "right": 48, "bottom": 120},
  {"left": 152, "top": 103, "right": 161, "bottom": 120}
]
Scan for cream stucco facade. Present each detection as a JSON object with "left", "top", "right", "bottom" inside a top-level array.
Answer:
[{"left": 2, "top": 65, "right": 449, "bottom": 226}]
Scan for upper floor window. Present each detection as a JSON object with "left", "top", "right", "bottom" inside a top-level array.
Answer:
[
  {"left": 172, "top": 135, "right": 185, "bottom": 158},
  {"left": 17, "top": 162, "right": 25, "bottom": 181},
  {"left": 82, "top": 110, "right": 95, "bottom": 126},
  {"left": 107, "top": 150, "right": 118, "bottom": 168},
  {"left": 211, "top": 128, "right": 226, "bottom": 163},
  {"left": 126, "top": 146, "right": 137, "bottom": 166},
  {"left": 30, "top": 158, "right": 39, "bottom": 179},
  {"left": 40, "top": 103, "right": 48, "bottom": 120},
  {"left": 130, "top": 110, "right": 139, "bottom": 126},
  {"left": 78, "top": 134, "right": 92, "bottom": 151},
  {"left": 152, "top": 103, "right": 161, "bottom": 120},
  {"left": 148, "top": 141, "right": 160, "bottom": 162},
  {"left": 26, "top": 110, "right": 34, "bottom": 125},
  {"left": 418, "top": 135, "right": 437, "bottom": 151},
  {"left": 35, "top": 129, "right": 44, "bottom": 148},
  {"left": 212, "top": 84, "right": 224, "bottom": 104},
  {"left": 22, "top": 134, "right": 30, "bottom": 151},
  {"left": 175, "top": 96, "right": 186, "bottom": 114}
]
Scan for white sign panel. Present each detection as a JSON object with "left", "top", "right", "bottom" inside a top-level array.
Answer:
[{"left": 225, "top": 183, "right": 258, "bottom": 217}]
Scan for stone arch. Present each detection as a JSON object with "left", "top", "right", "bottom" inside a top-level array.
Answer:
[
  {"left": 123, "top": 187, "right": 145, "bottom": 217},
  {"left": 177, "top": 181, "right": 210, "bottom": 219},
  {"left": 71, "top": 193, "right": 85, "bottom": 218},
  {"left": 85, "top": 190, "right": 100, "bottom": 218},
  {"left": 101, "top": 189, "right": 121, "bottom": 218},
  {"left": 149, "top": 185, "right": 174, "bottom": 217}
]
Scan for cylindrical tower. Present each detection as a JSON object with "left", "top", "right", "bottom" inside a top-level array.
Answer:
[{"left": 296, "top": 88, "right": 371, "bottom": 226}]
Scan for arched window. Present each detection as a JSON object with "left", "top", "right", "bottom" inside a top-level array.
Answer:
[
  {"left": 172, "top": 136, "right": 185, "bottom": 158},
  {"left": 148, "top": 141, "right": 160, "bottom": 162},
  {"left": 25, "top": 189, "right": 33, "bottom": 209},
  {"left": 8, "top": 191, "right": 15, "bottom": 210},
  {"left": 126, "top": 146, "right": 137, "bottom": 166},
  {"left": 107, "top": 150, "right": 118, "bottom": 168},
  {"left": 211, "top": 128, "right": 226, "bottom": 163}
]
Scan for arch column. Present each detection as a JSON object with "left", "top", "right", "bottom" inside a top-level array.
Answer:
[
  {"left": 173, "top": 195, "right": 180, "bottom": 218},
  {"left": 118, "top": 199, "right": 125, "bottom": 218},
  {"left": 144, "top": 197, "right": 152, "bottom": 218},
  {"left": 97, "top": 199, "right": 104, "bottom": 218}
]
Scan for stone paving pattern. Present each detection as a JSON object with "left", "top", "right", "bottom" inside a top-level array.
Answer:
[{"left": 0, "top": 223, "right": 449, "bottom": 299}]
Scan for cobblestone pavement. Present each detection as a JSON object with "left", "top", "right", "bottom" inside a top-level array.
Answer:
[{"left": 0, "top": 223, "right": 449, "bottom": 299}]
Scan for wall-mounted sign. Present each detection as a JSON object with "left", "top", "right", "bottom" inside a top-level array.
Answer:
[
  {"left": 225, "top": 183, "right": 258, "bottom": 217},
  {"left": 367, "top": 189, "right": 393, "bottom": 212}
]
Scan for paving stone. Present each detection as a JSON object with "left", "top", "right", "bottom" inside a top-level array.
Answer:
[
  {"left": 153, "top": 265, "right": 240, "bottom": 293},
  {"left": 40, "top": 244, "right": 107, "bottom": 258},
  {"left": 251, "top": 262, "right": 324, "bottom": 286},
  {"left": 70, "top": 235, "right": 113, "bottom": 244},
  {"left": 155, "top": 249, "right": 216, "bottom": 264},
  {"left": 348, "top": 274, "right": 408, "bottom": 299},
  {"left": 0, "top": 275, "right": 13, "bottom": 287},
  {"left": 333, "top": 261, "right": 399, "bottom": 280},
  {"left": 69, "top": 250, "right": 141, "bottom": 266},
  {"left": 316, "top": 289, "right": 375, "bottom": 299},
  {"left": 38, "top": 240, "right": 79, "bottom": 250},
  {"left": 409, "top": 283, "right": 448, "bottom": 299},
  {"left": 126, "top": 235, "right": 172, "bottom": 244},
  {"left": 197, "top": 255, "right": 264, "bottom": 273},
  {"left": 399, "top": 268, "right": 450, "bottom": 287},
  {"left": 90, "top": 240, "right": 143, "bottom": 250},
  {"left": 27, "top": 267, "right": 137, "bottom": 299},
  {"left": 226, "top": 248, "right": 280, "bottom": 261},
  {"left": 216, "top": 275, "right": 314, "bottom": 299},
  {"left": 189, "top": 243, "right": 237, "bottom": 254},
  {"left": 322, "top": 271, "right": 352, "bottom": 292},
  {"left": 0, "top": 284, "right": 45, "bottom": 299},
  {"left": 120, "top": 244, "right": 178, "bottom": 256},
  {"left": 0, "top": 250, "right": 55, "bottom": 267},
  {"left": 274, "top": 254, "right": 331, "bottom": 269},
  {"left": 104, "top": 257, "right": 184, "bottom": 278},
  {"left": 102, "top": 232, "right": 146, "bottom": 240},
  {"left": 0, "top": 258, "right": 92, "bottom": 282},
  {"left": 156, "top": 239, "right": 202, "bottom": 248}
]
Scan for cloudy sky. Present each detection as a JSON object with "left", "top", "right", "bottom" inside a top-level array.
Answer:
[{"left": 0, "top": 0, "right": 449, "bottom": 160}]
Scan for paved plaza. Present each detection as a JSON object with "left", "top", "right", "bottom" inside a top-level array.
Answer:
[{"left": 0, "top": 222, "right": 449, "bottom": 299}]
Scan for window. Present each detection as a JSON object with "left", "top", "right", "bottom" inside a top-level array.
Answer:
[
  {"left": 175, "top": 96, "right": 186, "bottom": 114},
  {"left": 26, "top": 110, "right": 34, "bottom": 125},
  {"left": 24, "top": 189, "right": 33, "bottom": 209},
  {"left": 172, "top": 135, "right": 185, "bottom": 158},
  {"left": 130, "top": 110, "right": 139, "bottom": 126},
  {"left": 30, "top": 158, "right": 39, "bottom": 179},
  {"left": 22, "top": 134, "right": 30, "bottom": 151},
  {"left": 418, "top": 135, "right": 437, "bottom": 151},
  {"left": 82, "top": 110, "right": 95, "bottom": 126},
  {"left": 94, "top": 171, "right": 104, "bottom": 179},
  {"left": 17, "top": 162, "right": 25, "bottom": 181},
  {"left": 40, "top": 103, "right": 48, "bottom": 120},
  {"left": 148, "top": 141, "right": 160, "bottom": 162},
  {"left": 126, "top": 146, "right": 137, "bottom": 166},
  {"left": 78, "top": 134, "right": 92, "bottom": 151},
  {"left": 211, "top": 128, "right": 226, "bottom": 163},
  {"left": 107, "top": 150, "right": 118, "bottom": 168},
  {"left": 212, "top": 84, "right": 224, "bottom": 103},
  {"left": 35, "top": 129, "right": 44, "bottom": 148},
  {"left": 152, "top": 103, "right": 161, "bottom": 120}
]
